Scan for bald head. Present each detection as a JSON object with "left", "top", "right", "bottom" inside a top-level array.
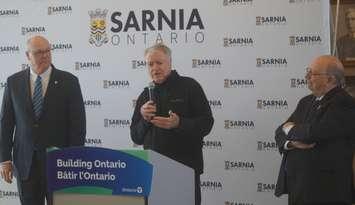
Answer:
[
  {"left": 27, "top": 36, "right": 50, "bottom": 51},
  {"left": 306, "top": 55, "right": 345, "bottom": 96},
  {"left": 26, "top": 36, "right": 52, "bottom": 74},
  {"left": 312, "top": 55, "right": 345, "bottom": 85}
]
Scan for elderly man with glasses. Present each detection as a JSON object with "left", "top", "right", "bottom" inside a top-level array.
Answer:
[{"left": 274, "top": 55, "right": 355, "bottom": 205}]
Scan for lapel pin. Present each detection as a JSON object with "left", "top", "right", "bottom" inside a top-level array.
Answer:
[{"left": 54, "top": 81, "right": 58, "bottom": 84}]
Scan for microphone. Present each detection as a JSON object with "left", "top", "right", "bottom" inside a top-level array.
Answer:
[{"left": 148, "top": 82, "right": 155, "bottom": 103}]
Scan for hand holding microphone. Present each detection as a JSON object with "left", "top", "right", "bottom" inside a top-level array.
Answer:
[
  {"left": 142, "top": 82, "right": 180, "bottom": 129},
  {"left": 140, "top": 100, "right": 156, "bottom": 122},
  {"left": 140, "top": 82, "right": 157, "bottom": 122}
]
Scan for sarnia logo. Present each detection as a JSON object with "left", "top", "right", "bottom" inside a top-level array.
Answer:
[
  {"left": 110, "top": 8, "right": 205, "bottom": 46},
  {"left": 21, "top": 26, "right": 46, "bottom": 35},
  {"left": 203, "top": 140, "right": 222, "bottom": 150},
  {"left": 200, "top": 180, "right": 223, "bottom": 191},
  {"left": 132, "top": 60, "right": 146, "bottom": 69},
  {"left": 0, "top": 9, "right": 19, "bottom": 17},
  {"left": 257, "top": 183, "right": 276, "bottom": 192},
  {"left": 225, "top": 201, "right": 254, "bottom": 205},
  {"left": 0, "top": 189, "right": 19, "bottom": 199},
  {"left": 289, "top": 35, "right": 322, "bottom": 46},
  {"left": 0, "top": 45, "right": 20, "bottom": 54},
  {"left": 256, "top": 57, "right": 288, "bottom": 68},
  {"left": 256, "top": 16, "right": 286, "bottom": 26},
  {"left": 84, "top": 100, "right": 101, "bottom": 108},
  {"left": 89, "top": 9, "right": 109, "bottom": 47},
  {"left": 257, "top": 141, "right": 278, "bottom": 151},
  {"left": 85, "top": 138, "right": 103, "bottom": 146},
  {"left": 89, "top": 8, "right": 205, "bottom": 46},
  {"left": 75, "top": 62, "right": 101, "bottom": 71},
  {"left": 224, "top": 120, "right": 255, "bottom": 129},
  {"left": 192, "top": 58, "right": 222, "bottom": 69},
  {"left": 51, "top": 43, "right": 73, "bottom": 52},
  {"left": 224, "top": 79, "right": 254, "bottom": 88},
  {"left": 104, "top": 119, "right": 130, "bottom": 128},
  {"left": 48, "top": 5, "right": 72, "bottom": 15},
  {"left": 225, "top": 160, "right": 255, "bottom": 171},
  {"left": 209, "top": 99, "right": 222, "bottom": 109},
  {"left": 223, "top": 0, "right": 253, "bottom": 6},
  {"left": 103, "top": 80, "right": 130, "bottom": 89},
  {"left": 257, "top": 99, "right": 288, "bottom": 109},
  {"left": 223, "top": 37, "right": 253, "bottom": 47},
  {"left": 291, "top": 78, "right": 307, "bottom": 88}
]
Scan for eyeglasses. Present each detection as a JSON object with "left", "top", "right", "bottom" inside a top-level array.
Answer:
[
  {"left": 29, "top": 48, "right": 52, "bottom": 57},
  {"left": 305, "top": 67, "right": 329, "bottom": 76}
]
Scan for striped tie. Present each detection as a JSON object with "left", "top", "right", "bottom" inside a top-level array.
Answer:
[{"left": 33, "top": 76, "right": 43, "bottom": 120}]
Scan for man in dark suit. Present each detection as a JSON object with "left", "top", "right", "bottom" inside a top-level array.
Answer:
[
  {"left": 0, "top": 36, "right": 86, "bottom": 205},
  {"left": 274, "top": 55, "right": 355, "bottom": 205}
]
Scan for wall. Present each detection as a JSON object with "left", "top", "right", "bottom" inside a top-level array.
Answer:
[{"left": 0, "top": 0, "right": 329, "bottom": 204}]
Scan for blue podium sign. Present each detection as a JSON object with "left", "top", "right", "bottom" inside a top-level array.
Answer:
[{"left": 47, "top": 147, "right": 153, "bottom": 196}]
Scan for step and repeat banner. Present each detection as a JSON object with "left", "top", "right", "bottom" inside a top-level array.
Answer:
[{"left": 0, "top": 0, "right": 329, "bottom": 205}]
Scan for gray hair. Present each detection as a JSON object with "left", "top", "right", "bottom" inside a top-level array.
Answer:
[
  {"left": 144, "top": 43, "right": 172, "bottom": 61},
  {"left": 325, "top": 57, "right": 346, "bottom": 88}
]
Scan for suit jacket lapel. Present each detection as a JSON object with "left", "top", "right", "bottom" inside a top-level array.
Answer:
[
  {"left": 304, "top": 96, "right": 316, "bottom": 122},
  {"left": 41, "top": 66, "right": 59, "bottom": 119},
  {"left": 22, "top": 69, "right": 36, "bottom": 120},
  {"left": 305, "top": 87, "right": 341, "bottom": 122}
]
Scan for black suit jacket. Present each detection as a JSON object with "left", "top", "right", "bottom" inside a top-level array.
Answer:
[
  {"left": 275, "top": 87, "right": 355, "bottom": 204},
  {"left": 0, "top": 65, "right": 86, "bottom": 180}
]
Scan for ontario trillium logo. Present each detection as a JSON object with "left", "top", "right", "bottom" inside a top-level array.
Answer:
[{"left": 89, "top": 9, "right": 109, "bottom": 47}]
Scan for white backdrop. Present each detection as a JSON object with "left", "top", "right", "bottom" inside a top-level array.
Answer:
[{"left": 0, "top": 0, "right": 330, "bottom": 205}]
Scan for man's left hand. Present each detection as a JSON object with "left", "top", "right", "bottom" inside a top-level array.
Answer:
[{"left": 150, "top": 111, "right": 180, "bottom": 129}]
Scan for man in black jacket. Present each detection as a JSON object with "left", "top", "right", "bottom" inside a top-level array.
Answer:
[
  {"left": 130, "top": 43, "right": 214, "bottom": 205},
  {"left": 274, "top": 55, "right": 355, "bottom": 205}
]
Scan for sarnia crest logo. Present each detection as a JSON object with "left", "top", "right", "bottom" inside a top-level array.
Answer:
[
  {"left": 200, "top": 180, "right": 223, "bottom": 191},
  {"left": 257, "top": 99, "right": 288, "bottom": 109},
  {"left": 257, "top": 183, "right": 276, "bottom": 192},
  {"left": 85, "top": 138, "right": 103, "bottom": 146},
  {"left": 89, "top": 9, "right": 109, "bottom": 47},
  {"left": 0, "top": 189, "right": 19, "bottom": 199},
  {"left": 225, "top": 160, "right": 255, "bottom": 171}
]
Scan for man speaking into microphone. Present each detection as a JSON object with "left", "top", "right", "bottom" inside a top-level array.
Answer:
[{"left": 130, "top": 43, "right": 214, "bottom": 205}]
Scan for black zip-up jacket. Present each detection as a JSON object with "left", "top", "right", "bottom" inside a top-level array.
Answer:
[{"left": 130, "top": 70, "right": 214, "bottom": 174}]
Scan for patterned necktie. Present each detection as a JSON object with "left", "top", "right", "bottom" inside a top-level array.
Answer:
[{"left": 33, "top": 76, "right": 43, "bottom": 120}]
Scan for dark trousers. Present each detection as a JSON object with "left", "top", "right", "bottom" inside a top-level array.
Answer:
[
  {"left": 195, "top": 173, "right": 201, "bottom": 205},
  {"left": 16, "top": 151, "right": 52, "bottom": 205}
]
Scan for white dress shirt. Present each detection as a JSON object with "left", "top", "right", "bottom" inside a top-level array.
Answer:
[{"left": 30, "top": 66, "right": 52, "bottom": 98}]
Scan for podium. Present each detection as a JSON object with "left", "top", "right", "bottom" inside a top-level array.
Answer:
[{"left": 47, "top": 147, "right": 195, "bottom": 205}]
